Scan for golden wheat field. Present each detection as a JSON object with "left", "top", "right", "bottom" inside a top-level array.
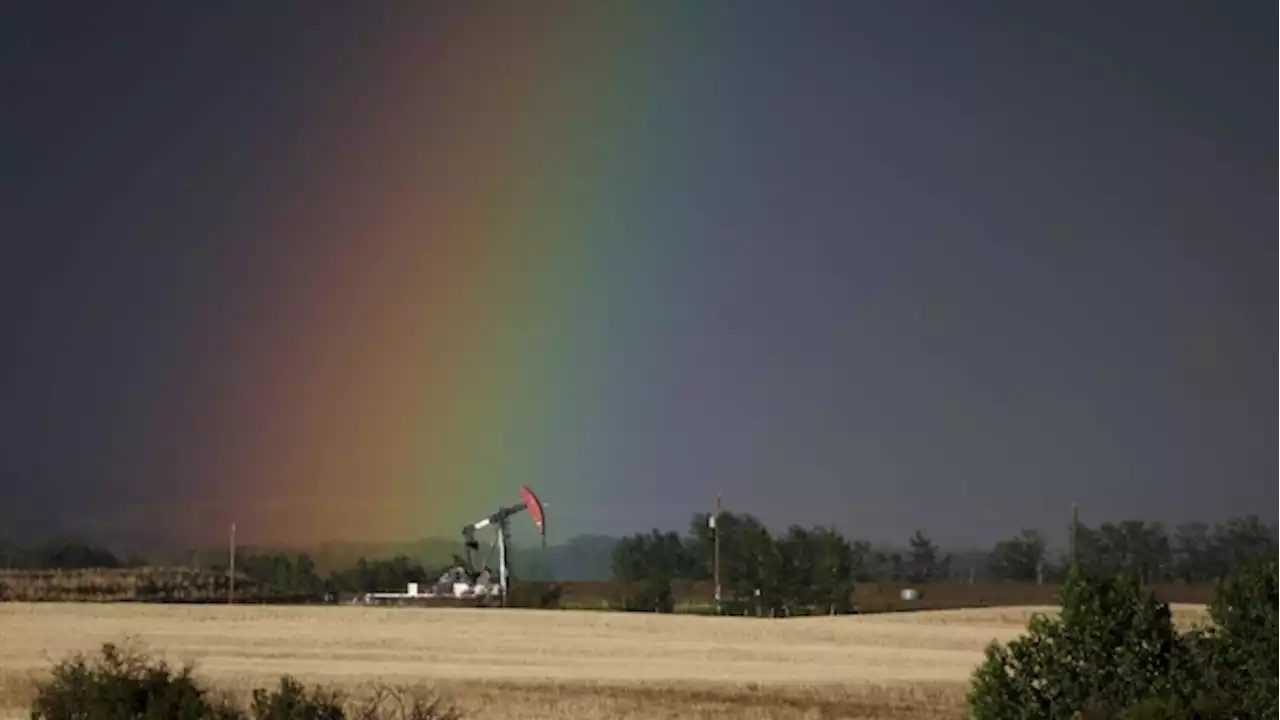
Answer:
[{"left": 0, "top": 603, "right": 1211, "bottom": 719}]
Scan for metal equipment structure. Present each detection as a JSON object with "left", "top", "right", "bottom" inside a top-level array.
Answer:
[
  {"left": 452, "top": 484, "right": 547, "bottom": 605},
  {"left": 351, "top": 486, "right": 548, "bottom": 607}
]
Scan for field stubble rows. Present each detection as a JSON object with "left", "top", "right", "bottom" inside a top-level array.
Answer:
[{"left": 0, "top": 603, "right": 1210, "bottom": 719}]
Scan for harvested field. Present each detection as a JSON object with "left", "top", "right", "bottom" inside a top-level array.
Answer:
[{"left": 0, "top": 603, "right": 1210, "bottom": 719}]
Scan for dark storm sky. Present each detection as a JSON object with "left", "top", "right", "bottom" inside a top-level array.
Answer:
[{"left": 1, "top": 2, "right": 1274, "bottom": 548}]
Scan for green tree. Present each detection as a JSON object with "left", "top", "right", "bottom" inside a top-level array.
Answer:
[
  {"left": 988, "top": 529, "right": 1046, "bottom": 583},
  {"left": 1211, "top": 515, "right": 1276, "bottom": 575},
  {"left": 849, "top": 540, "right": 873, "bottom": 582},
  {"left": 1171, "top": 522, "right": 1214, "bottom": 583},
  {"left": 685, "top": 510, "right": 779, "bottom": 611},
  {"left": 717, "top": 517, "right": 777, "bottom": 613},
  {"left": 609, "top": 535, "right": 647, "bottom": 584},
  {"left": 867, "top": 548, "right": 905, "bottom": 582},
  {"left": 692, "top": 516, "right": 853, "bottom": 616},
  {"left": 1084, "top": 521, "right": 1172, "bottom": 584},
  {"left": 234, "top": 553, "right": 324, "bottom": 595},
  {"left": 775, "top": 526, "right": 815, "bottom": 613},
  {"left": 609, "top": 530, "right": 692, "bottom": 612},
  {"left": 907, "top": 530, "right": 944, "bottom": 583},
  {"left": 808, "top": 526, "right": 855, "bottom": 614},
  {"left": 609, "top": 530, "right": 691, "bottom": 585},
  {"left": 1073, "top": 523, "right": 1108, "bottom": 576}
]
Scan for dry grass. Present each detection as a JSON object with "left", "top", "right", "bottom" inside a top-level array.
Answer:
[{"left": 0, "top": 602, "right": 1210, "bottom": 719}]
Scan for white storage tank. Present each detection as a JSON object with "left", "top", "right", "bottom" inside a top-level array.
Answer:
[
  {"left": 406, "top": 582, "right": 419, "bottom": 597},
  {"left": 900, "top": 588, "right": 920, "bottom": 601}
]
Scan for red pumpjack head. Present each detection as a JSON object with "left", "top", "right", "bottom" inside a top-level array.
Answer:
[{"left": 518, "top": 484, "right": 546, "bottom": 549}]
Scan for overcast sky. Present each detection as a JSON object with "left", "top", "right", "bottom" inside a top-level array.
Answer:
[{"left": 1, "top": 2, "right": 1273, "bottom": 550}]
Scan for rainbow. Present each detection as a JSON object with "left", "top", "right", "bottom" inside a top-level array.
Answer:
[{"left": 140, "top": 4, "right": 709, "bottom": 545}]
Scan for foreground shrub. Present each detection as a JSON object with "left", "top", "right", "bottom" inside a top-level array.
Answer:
[
  {"left": 30, "top": 643, "right": 459, "bottom": 720},
  {"left": 967, "top": 570, "right": 1189, "bottom": 719},
  {"left": 968, "top": 558, "right": 1278, "bottom": 719},
  {"left": 30, "top": 642, "right": 236, "bottom": 720},
  {"left": 248, "top": 677, "right": 344, "bottom": 720},
  {"left": 1185, "top": 556, "right": 1279, "bottom": 719}
]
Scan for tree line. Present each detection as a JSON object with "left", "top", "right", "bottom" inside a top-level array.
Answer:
[
  {"left": 0, "top": 539, "right": 145, "bottom": 571},
  {"left": 0, "top": 537, "right": 434, "bottom": 598},
  {"left": 209, "top": 553, "right": 436, "bottom": 597},
  {"left": 609, "top": 511, "right": 1277, "bottom": 614},
  {"left": 4, "top": 512, "right": 1274, "bottom": 604},
  {"left": 997, "top": 514, "right": 1276, "bottom": 584}
]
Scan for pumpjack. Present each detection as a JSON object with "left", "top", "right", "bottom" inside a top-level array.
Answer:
[{"left": 450, "top": 485, "right": 546, "bottom": 606}]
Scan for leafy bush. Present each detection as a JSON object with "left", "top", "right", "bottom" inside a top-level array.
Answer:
[
  {"left": 30, "top": 643, "right": 459, "bottom": 720},
  {"left": 1178, "top": 556, "right": 1278, "bottom": 720},
  {"left": 30, "top": 642, "right": 235, "bottom": 720},
  {"left": 968, "top": 558, "right": 1278, "bottom": 720},
  {"left": 967, "top": 570, "right": 1188, "bottom": 719}
]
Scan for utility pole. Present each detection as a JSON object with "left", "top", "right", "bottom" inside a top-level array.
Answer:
[
  {"left": 228, "top": 522, "right": 236, "bottom": 605},
  {"left": 712, "top": 494, "right": 721, "bottom": 615}
]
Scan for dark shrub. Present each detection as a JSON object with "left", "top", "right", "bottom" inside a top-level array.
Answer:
[
  {"left": 968, "top": 569, "right": 1194, "bottom": 719},
  {"left": 1205, "top": 556, "right": 1278, "bottom": 718},
  {"left": 29, "top": 643, "right": 460, "bottom": 720},
  {"left": 249, "top": 677, "right": 344, "bottom": 720},
  {"left": 968, "top": 558, "right": 1278, "bottom": 720},
  {"left": 504, "top": 582, "right": 563, "bottom": 609},
  {"left": 625, "top": 573, "right": 674, "bottom": 613},
  {"left": 30, "top": 642, "right": 237, "bottom": 720}
]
